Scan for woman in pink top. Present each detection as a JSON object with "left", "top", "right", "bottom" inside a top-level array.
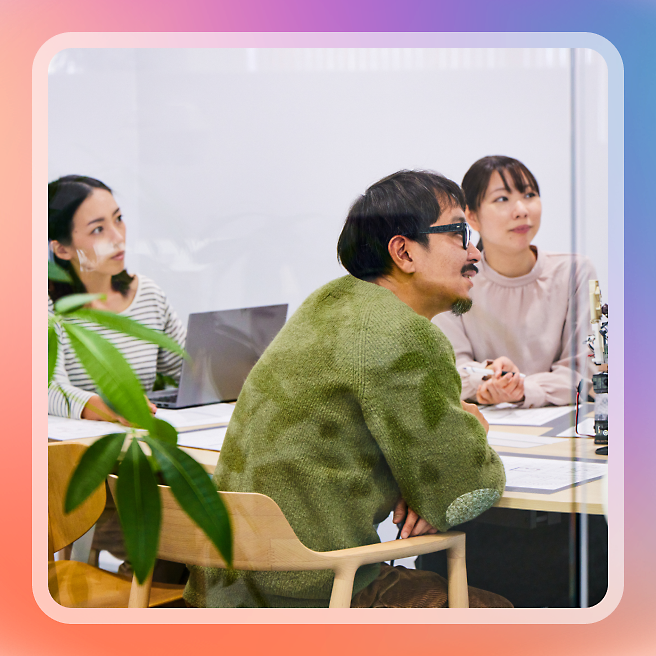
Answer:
[{"left": 434, "top": 156, "right": 596, "bottom": 408}]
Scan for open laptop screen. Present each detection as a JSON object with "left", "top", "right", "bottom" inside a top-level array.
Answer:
[{"left": 151, "top": 304, "right": 288, "bottom": 408}]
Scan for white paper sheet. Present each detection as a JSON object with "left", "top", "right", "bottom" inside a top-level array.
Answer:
[
  {"left": 49, "top": 403, "right": 234, "bottom": 440},
  {"left": 500, "top": 454, "right": 607, "bottom": 492},
  {"left": 48, "top": 416, "right": 128, "bottom": 440},
  {"left": 487, "top": 432, "right": 563, "bottom": 449},
  {"left": 480, "top": 404, "right": 574, "bottom": 426},
  {"left": 557, "top": 417, "right": 595, "bottom": 437},
  {"left": 176, "top": 426, "right": 228, "bottom": 451},
  {"left": 155, "top": 403, "right": 235, "bottom": 430}
]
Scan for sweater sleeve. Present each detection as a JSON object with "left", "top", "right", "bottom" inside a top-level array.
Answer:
[
  {"left": 357, "top": 307, "right": 506, "bottom": 532},
  {"left": 520, "top": 256, "right": 597, "bottom": 408},
  {"left": 155, "top": 296, "right": 186, "bottom": 383},
  {"left": 48, "top": 302, "right": 94, "bottom": 419}
]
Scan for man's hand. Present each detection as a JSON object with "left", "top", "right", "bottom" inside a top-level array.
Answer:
[
  {"left": 460, "top": 399, "right": 489, "bottom": 433},
  {"left": 475, "top": 356, "right": 525, "bottom": 405},
  {"left": 393, "top": 498, "right": 438, "bottom": 539}
]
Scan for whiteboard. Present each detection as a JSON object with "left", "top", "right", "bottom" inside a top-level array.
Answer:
[{"left": 48, "top": 48, "right": 608, "bottom": 325}]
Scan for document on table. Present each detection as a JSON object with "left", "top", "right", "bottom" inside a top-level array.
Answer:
[
  {"left": 155, "top": 403, "right": 235, "bottom": 430},
  {"left": 480, "top": 404, "right": 574, "bottom": 426},
  {"left": 500, "top": 454, "right": 607, "bottom": 493},
  {"left": 48, "top": 416, "right": 128, "bottom": 440},
  {"left": 176, "top": 426, "right": 228, "bottom": 451},
  {"left": 557, "top": 417, "right": 595, "bottom": 437},
  {"left": 487, "top": 432, "right": 563, "bottom": 448},
  {"left": 49, "top": 403, "right": 234, "bottom": 440}
]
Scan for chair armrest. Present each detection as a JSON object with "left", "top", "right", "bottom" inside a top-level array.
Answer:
[
  {"left": 319, "top": 531, "right": 465, "bottom": 569},
  {"left": 324, "top": 532, "right": 466, "bottom": 608}
]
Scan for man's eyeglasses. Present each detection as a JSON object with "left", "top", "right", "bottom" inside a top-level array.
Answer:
[{"left": 415, "top": 222, "right": 473, "bottom": 250}]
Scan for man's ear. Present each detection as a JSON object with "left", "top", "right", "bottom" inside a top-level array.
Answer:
[
  {"left": 465, "top": 207, "right": 480, "bottom": 233},
  {"left": 387, "top": 235, "right": 416, "bottom": 274},
  {"left": 49, "top": 240, "right": 73, "bottom": 261}
]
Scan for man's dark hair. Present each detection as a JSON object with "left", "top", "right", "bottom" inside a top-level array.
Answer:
[{"left": 337, "top": 170, "right": 465, "bottom": 280}]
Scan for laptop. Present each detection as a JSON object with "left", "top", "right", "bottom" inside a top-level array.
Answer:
[{"left": 148, "top": 304, "right": 288, "bottom": 409}]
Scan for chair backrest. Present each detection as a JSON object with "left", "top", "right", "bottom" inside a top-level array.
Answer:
[
  {"left": 107, "top": 476, "right": 317, "bottom": 571},
  {"left": 48, "top": 442, "right": 106, "bottom": 560}
]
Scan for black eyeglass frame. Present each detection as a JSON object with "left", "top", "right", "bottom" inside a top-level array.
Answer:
[{"left": 415, "top": 222, "right": 473, "bottom": 250}]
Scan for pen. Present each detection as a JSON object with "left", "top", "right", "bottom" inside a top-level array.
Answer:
[{"left": 462, "top": 366, "right": 526, "bottom": 379}]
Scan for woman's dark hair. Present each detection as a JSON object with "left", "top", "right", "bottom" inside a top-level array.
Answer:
[
  {"left": 337, "top": 170, "right": 465, "bottom": 280},
  {"left": 48, "top": 175, "right": 134, "bottom": 301},
  {"left": 461, "top": 156, "right": 540, "bottom": 251}
]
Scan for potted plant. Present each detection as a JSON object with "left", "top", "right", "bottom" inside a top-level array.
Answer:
[{"left": 48, "top": 261, "right": 232, "bottom": 583}]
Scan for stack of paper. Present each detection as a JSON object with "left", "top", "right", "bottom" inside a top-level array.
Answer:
[
  {"left": 48, "top": 416, "right": 128, "bottom": 441},
  {"left": 480, "top": 404, "right": 574, "bottom": 426},
  {"left": 154, "top": 403, "right": 235, "bottom": 431},
  {"left": 49, "top": 402, "right": 235, "bottom": 441},
  {"left": 176, "top": 426, "right": 228, "bottom": 451},
  {"left": 500, "top": 454, "right": 607, "bottom": 493},
  {"left": 487, "top": 432, "right": 563, "bottom": 449},
  {"left": 557, "top": 417, "right": 595, "bottom": 437}
]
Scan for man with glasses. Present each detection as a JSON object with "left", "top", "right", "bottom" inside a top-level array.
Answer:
[{"left": 185, "top": 170, "right": 510, "bottom": 609}]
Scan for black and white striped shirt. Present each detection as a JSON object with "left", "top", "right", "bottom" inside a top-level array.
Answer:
[{"left": 48, "top": 274, "right": 186, "bottom": 418}]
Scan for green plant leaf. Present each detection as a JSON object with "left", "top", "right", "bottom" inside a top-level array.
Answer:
[
  {"left": 143, "top": 436, "right": 232, "bottom": 567},
  {"left": 149, "top": 417, "right": 178, "bottom": 446},
  {"left": 48, "top": 260, "right": 73, "bottom": 283},
  {"left": 63, "top": 321, "right": 155, "bottom": 430},
  {"left": 115, "top": 439, "right": 161, "bottom": 584},
  {"left": 48, "top": 325, "right": 58, "bottom": 385},
  {"left": 70, "top": 308, "right": 188, "bottom": 359},
  {"left": 64, "top": 433, "right": 126, "bottom": 513},
  {"left": 54, "top": 293, "right": 105, "bottom": 315}
]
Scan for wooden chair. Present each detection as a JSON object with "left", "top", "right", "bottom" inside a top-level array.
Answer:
[
  {"left": 107, "top": 475, "right": 469, "bottom": 609},
  {"left": 48, "top": 442, "right": 185, "bottom": 608}
]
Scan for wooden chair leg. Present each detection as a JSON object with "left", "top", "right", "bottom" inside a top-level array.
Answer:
[
  {"left": 128, "top": 571, "right": 154, "bottom": 608},
  {"left": 58, "top": 545, "right": 73, "bottom": 560},
  {"left": 446, "top": 537, "right": 469, "bottom": 608},
  {"left": 329, "top": 566, "right": 358, "bottom": 608},
  {"left": 87, "top": 547, "right": 99, "bottom": 567},
  {"left": 70, "top": 525, "right": 96, "bottom": 564}
]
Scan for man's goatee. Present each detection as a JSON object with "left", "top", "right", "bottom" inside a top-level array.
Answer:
[{"left": 451, "top": 298, "right": 473, "bottom": 316}]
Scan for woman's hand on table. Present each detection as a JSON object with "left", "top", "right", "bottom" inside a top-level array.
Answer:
[
  {"left": 476, "top": 356, "right": 525, "bottom": 405},
  {"left": 82, "top": 394, "right": 157, "bottom": 425}
]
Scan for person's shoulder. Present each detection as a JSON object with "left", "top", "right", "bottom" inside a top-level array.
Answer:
[
  {"left": 367, "top": 294, "right": 453, "bottom": 356},
  {"left": 305, "top": 275, "right": 356, "bottom": 301},
  {"left": 299, "top": 275, "right": 398, "bottom": 314},
  {"left": 539, "top": 251, "right": 596, "bottom": 277},
  {"left": 540, "top": 250, "right": 592, "bottom": 266},
  {"left": 133, "top": 273, "right": 161, "bottom": 293},
  {"left": 132, "top": 274, "right": 169, "bottom": 304}
]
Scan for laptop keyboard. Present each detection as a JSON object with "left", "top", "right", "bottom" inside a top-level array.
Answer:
[{"left": 151, "top": 391, "right": 178, "bottom": 403}]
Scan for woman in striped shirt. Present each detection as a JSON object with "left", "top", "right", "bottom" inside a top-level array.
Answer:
[{"left": 48, "top": 175, "right": 186, "bottom": 420}]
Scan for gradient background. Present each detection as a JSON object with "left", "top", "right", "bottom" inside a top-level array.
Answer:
[{"left": 1, "top": 0, "right": 652, "bottom": 654}]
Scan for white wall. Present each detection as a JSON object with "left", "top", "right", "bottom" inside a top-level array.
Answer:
[{"left": 48, "top": 47, "right": 608, "bottom": 325}]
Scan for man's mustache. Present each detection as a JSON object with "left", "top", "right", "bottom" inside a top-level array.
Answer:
[{"left": 461, "top": 263, "right": 479, "bottom": 275}]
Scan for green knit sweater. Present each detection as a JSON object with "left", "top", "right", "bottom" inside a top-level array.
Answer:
[{"left": 184, "top": 275, "right": 505, "bottom": 608}]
